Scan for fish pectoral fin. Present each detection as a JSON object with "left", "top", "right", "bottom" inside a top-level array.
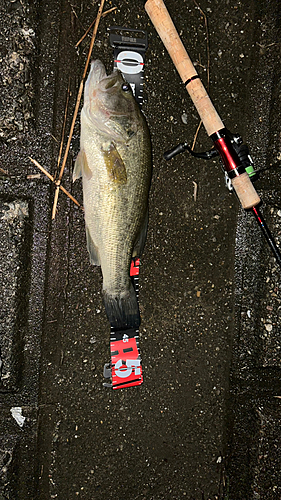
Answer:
[
  {"left": 73, "top": 151, "right": 83, "bottom": 181},
  {"left": 73, "top": 150, "right": 92, "bottom": 182},
  {"left": 132, "top": 208, "right": 149, "bottom": 258},
  {"left": 102, "top": 142, "right": 127, "bottom": 184},
  {"left": 86, "top": 225, "right": 100, "bottom": 266}
]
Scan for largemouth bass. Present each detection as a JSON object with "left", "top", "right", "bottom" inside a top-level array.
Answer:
[{"left": 73, "top": 60, "right": 152, "bottom": 329}]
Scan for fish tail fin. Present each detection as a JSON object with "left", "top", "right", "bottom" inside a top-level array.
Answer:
[{"left": 103, "top": 282, "right": 140, "bottom": 329}]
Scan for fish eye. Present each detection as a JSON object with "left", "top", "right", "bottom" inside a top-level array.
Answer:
[{"left": 122, "top": 83, "right": 130, "bottom": 92}]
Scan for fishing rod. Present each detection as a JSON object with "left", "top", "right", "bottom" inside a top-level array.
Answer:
[{"left": 144, "top": 0, "right": 281, "bottom": 268}]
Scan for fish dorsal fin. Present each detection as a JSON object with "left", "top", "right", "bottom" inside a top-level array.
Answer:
[
  {"left": 73, "top": 150, "right": 92, "bottom": 182},
  {"left": 102, "top": 142, "right": 127, "bottom": 184}
]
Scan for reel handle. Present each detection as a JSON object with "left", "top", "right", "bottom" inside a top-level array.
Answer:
[{"left": 145, "top": 0, "right": 260, "bottom": 209}]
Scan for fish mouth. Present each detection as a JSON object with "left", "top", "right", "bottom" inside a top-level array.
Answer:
[
  {"left": 88, "top": 60, "right": 108, "bottom": 86},
  {"left": 84, "top": 60, "right": 122, "bottom": 105},
  {"left": 88, "top": 60, "right": 120, "bottom": 89}
]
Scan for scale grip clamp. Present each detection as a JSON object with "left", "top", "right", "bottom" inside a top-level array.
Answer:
[
  {"left": 108, "top": 26, "right": 148, "bottom": 51},
  {"left": 108, "top": 26, "right": 148, "bottom": 108}
]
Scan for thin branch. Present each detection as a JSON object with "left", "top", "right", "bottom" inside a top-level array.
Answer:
[
  {"left": 75, "top": 7, "right": 117, "bottom": 48},
  {"left": 27, "top": 173, "right": 41, "bottom": 179},
  {"left": 50, "top": 134, "right": 59, "bottom": 143},
  {"left": 191, "top": 120, "right": 203, "bottom": 151},
  {"left": 51, "top": 0, "right": 106, "bottom": 219},
  {"left": 57, "top": 79, "right": 71, "bottom": 172},
  {"left": 29, "top": 157, "right": 83, "bottom": 210},
  {"left": 0, "top": 167, "right": 9, "bottom": 176}
]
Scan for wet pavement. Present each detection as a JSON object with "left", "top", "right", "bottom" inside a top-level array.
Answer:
[{"left": 0, "top": 0, "right": 281, "bottom": 499}]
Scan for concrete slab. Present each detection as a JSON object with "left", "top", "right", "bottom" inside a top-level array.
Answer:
[
  {"left": 0, "top": 0, "right": 280, "bottom": 499},
  {"left": 0, "top": 199, "right": 30, "bottom": 391},
  {"left": 253, "top": 400, "right": 281, "bottom": 498}
]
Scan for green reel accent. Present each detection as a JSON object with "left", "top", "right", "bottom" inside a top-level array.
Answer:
[{"left": 245, "top": 164, "right": 256, "bottom": 177}]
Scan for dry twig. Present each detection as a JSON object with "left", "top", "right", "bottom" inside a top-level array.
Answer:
[
  {"left": 75, "top": 7, "right": 117, "bottom": 48},
  {"left": 0, "top": 167, "right": 9, "bottom": 176},
  {"left": 56, "top": 80, "right": 71, "bottom": 173},
  {"left": 29, "top": 157, "right": 83, "bottom": 210},
  {"left": 27, "top": 173, "right": 41, "bottom": 179},
  {"left": 51, "top": 0, "right": 106, "bottom": 219},
  {"left": 191, "top": 120, "right": 203, "bottom": 151}
]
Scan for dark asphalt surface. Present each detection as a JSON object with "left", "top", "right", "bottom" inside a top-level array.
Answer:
[{"left": 1, "top": 0, "right": 281, "bottom": 499}]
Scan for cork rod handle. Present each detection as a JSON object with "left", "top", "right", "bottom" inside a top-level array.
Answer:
[
  {"left": 145, "top": 0, "right": 261, "bottom": 209},
  {"left": 145, "top": 0, "right": 223, "bottom": 136}
]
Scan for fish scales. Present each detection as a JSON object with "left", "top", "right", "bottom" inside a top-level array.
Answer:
[{"left": 74, "top": 60, "right": 152, "bottom": 329}]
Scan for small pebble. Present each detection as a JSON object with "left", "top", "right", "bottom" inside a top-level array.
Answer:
[{"left": 181, "top": 112, "right": 188, "bottom": 124}]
